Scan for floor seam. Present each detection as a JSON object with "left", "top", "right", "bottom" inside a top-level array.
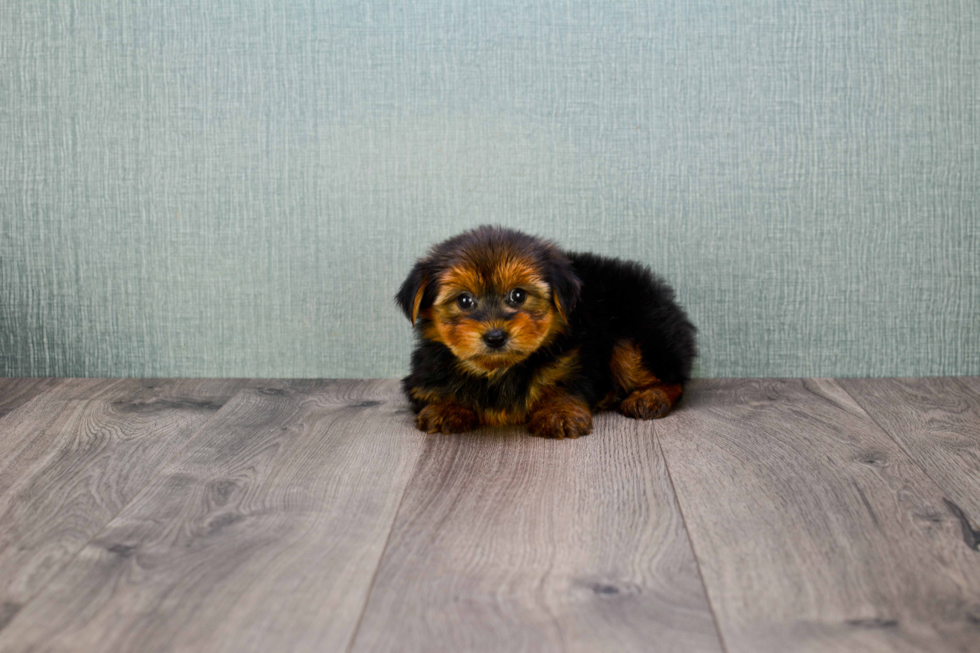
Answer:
[
  {"left": 655, "top": 420, "right": 732, "bottom": 653},
  {"left": 835, "top": 378, "right": 971, "bottom": 514},
  {"left": 344, "top": 433, "right": 428, "bottom": 653}
]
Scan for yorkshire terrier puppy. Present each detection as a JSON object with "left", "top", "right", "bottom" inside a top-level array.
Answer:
[{"left": 396, "top": 226, "right": 697, "bottom": 439}]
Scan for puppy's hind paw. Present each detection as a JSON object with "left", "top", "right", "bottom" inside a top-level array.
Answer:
[
  {"left": 416, "top": 402, "right": 479, "bottom": 434},
  {"left": 619, "top": 385, "right": 680, "bottom": 420}
]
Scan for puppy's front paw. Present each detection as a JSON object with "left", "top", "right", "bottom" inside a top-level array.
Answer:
[
  {"left": 620, "top": 386, "right": 676, "bottom": 419},
  {"left": 528, "top": 399, "right": 593, "bottom": 439},
  {"left": 416, "top": 402, "right": 479, "bottom": 434}
]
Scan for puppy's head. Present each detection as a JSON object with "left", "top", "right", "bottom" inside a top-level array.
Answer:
[{"left": 396, "top": 226, "right": 581, "bottom": 376}]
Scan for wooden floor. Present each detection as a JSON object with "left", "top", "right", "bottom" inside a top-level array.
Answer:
[{"left": 0, "top": 378, "right": 978, "bottom": 653}]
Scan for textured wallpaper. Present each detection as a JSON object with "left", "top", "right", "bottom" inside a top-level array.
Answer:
[{"left": 1, "top": 1, "right": 978, "bottom": 378}]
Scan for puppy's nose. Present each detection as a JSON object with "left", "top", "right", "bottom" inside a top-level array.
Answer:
[{"left": 482, "top": 329, "right": 508, "bottom": 349}]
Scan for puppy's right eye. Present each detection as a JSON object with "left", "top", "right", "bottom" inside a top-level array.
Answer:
[{"left": 456, "top": 293, "right": 475, "bottom": 310}]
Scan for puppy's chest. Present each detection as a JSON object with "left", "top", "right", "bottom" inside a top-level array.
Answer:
[
  {"left": 459, "top": 349, "right": 581, "bottom": 425},
  {"left": 463, "top": 375, "right": 532, "bottom": 425}
]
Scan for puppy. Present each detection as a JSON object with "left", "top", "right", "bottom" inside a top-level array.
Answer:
[{"left": 396, "top": 226, "right": 697, "bottom": 439}]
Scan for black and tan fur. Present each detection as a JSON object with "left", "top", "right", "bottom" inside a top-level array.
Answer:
[{"left": 396, "top": 226, "right": 697, "bottom": 439}]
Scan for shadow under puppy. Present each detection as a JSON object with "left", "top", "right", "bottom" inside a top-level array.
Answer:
[{"left": 396, "top": 226, "right": 697, "bottom": 439}]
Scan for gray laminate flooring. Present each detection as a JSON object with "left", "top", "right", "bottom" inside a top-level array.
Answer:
[{"left": 0, "top": 378, "right": 977, "bottom": 653}]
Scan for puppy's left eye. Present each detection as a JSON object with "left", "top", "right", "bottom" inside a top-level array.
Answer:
[{"left": 507, "top": 288, "right": 526, "bottom": 305}]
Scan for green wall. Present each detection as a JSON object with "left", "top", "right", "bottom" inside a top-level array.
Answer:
[{"left": 2, "top": 1, "right": 978, "bottom": 378}]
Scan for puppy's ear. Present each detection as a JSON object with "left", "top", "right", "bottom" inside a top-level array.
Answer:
[
  {"left": 546, "top": 252, "right": 581, "bottom": 322},
  {"left": 395, "top": 259, "right": 434, "bottom": 326}
]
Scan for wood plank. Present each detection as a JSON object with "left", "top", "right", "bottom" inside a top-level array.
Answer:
[
  {"left": 0, "top": 378, "right": 62, "bottom": 419},
  {"left": 656, "top": 378, "right": 980, "bottom": 653},
  {"left": 839, "top": 377, "right": 980, "bottom": 521},
  {"left": 0, "top": 380, "right": 426, "bottom": 653},
  {"left": 0, "top": 378, "right": 248, "bottom": 631},
  {"left": 350, "top": 413, "right": 725, "bottom": 653}
]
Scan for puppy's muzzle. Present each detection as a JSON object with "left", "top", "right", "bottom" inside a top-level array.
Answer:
[{"left": 482, "top": 329, "right": 508, "bottom": 349}]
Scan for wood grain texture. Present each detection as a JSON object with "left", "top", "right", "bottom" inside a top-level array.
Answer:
[
  {"left": 350, "top": 413, "right": 724, "bottom": 653},
  {"left": 839, "top": 377, "right": 980, "bottom": 523},
  {"left": 0, "top": 378, "right": 61, "bottom": 419},
  {"left": 0, "top": 380, "right": 426, "bottom": 653},
  {"left": 0, "top": 378, "right": 248, "bottom": 630},
  {"left": 656, "top": 378, "right": 980, "bottom": 653}
]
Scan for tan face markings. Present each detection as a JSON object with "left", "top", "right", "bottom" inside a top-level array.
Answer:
[
  {"left": 435, "top": 315, "right": 485, "bottom": 358},
  {"left": 506, "top": 311, "right": 551, "bottom": 354},
  {"left": 491, "top": 257, "right": 549, "bottom": 299},
  {"left": 418, "top": 309, "right": 443, "bottom": 343},
  {"left": 435, "top": 265, "right": 485, "bottom": 306},
  {"left": 425, "top": 258, "right": 563, "bottom": 377},
  {"left": 436, "top": 258, "right": 551, "bottom": 306}
]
